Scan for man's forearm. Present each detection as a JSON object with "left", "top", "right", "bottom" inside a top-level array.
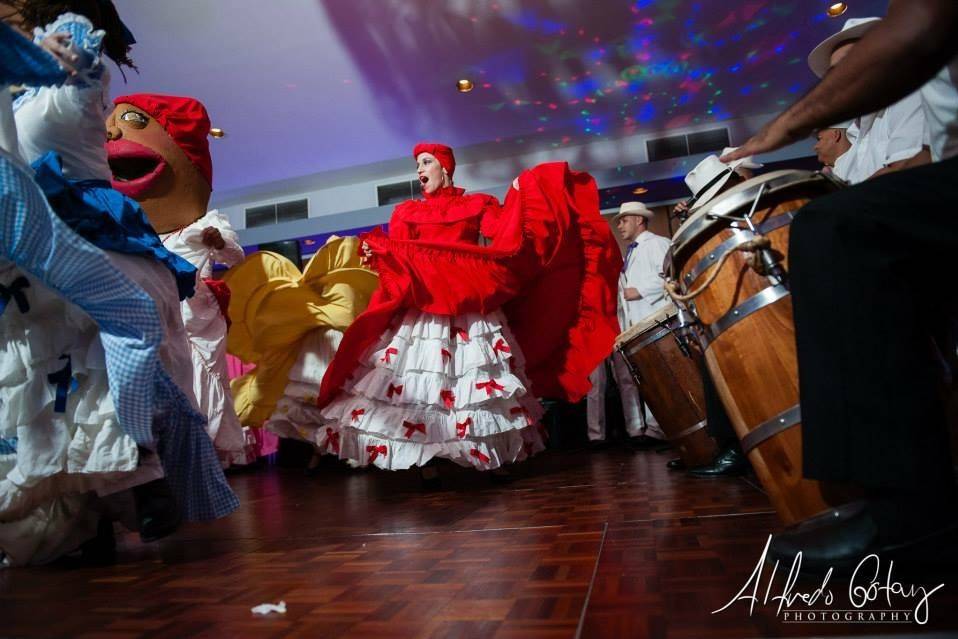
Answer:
[
  {"left": 778, "top": 0, "right": 958, "bottom": 140},
  {"left": 869, "top": 147, "right": 932, "bottom": 179}
]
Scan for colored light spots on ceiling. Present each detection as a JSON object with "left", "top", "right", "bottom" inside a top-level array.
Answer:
[{"left": 457, "top": 0, "right": 887, "bottom": 149}]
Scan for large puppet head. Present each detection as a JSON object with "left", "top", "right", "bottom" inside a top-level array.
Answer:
[
  {"left": 413, "top": 142, "right": 455, "bottom": 195},
  {"left": 106, "top": 93, "right": 213, "bottom": 233}
]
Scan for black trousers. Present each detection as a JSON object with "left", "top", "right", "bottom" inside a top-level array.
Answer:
[
  {"left": 701, "top": 359, "right": 738, "bottom": 447},
  {"left": 790, "top": 156, "right": 958, "bottom": 490}
]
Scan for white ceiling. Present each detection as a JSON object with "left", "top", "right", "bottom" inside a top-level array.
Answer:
[{"left": 110, "top": 0, "right": 887, "bottom": 195}]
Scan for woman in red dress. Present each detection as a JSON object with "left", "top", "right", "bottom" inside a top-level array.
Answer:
[{"left": 317, "top": 143, "right": 621, "bottom": 477}]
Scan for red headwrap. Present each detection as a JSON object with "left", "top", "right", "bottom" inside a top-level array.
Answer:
[
  {"left": 114, "top": 93, "right": 213, "bottom": 187},
  {"left": 413, "top": 142, "right": 455, "bottom": 177}
]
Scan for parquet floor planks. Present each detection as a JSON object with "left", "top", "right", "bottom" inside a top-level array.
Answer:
[{"left": 1, "top": 448, "right": 955, "bottom": 638}]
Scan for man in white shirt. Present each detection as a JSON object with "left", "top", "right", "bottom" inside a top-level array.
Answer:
[
  {"left": 808, "top": 17, "right": 928, "bottom": 184},
  {"left": 726, "top": 0, "right": 958, "bottom": 570},
  {"left": 813, "top": 124, "right": 852, "bottom": 176},
  {"left": 586, "top": 202, "right": 669, "bottom": 448},
  {"left": 615, "top": 202, "right": 672, "bottom": 327}
]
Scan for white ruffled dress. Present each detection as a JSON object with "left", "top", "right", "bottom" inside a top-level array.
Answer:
[
  {"left": 320, "top": 308, "right": 546, "bottom": 470},
  {"left": 0, "top": 264, "right": 160, "bottom": 565}
]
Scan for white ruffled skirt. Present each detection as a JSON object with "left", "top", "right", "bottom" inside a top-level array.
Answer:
[
  {"left": 0, "top": 265, "right": 153, "bottom": 566},
  {"left": 266, "top": 328, "right": 342, "bottom": 444},
  {"left": 319, "top": 308, "right": 546, "bottom": 470}
]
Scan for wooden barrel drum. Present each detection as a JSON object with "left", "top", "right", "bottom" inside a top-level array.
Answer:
[
  {"left": 615, "top": 304, "right": 718, "bottom": 467},
  {"left": 670, "top": 170, "right": 850, "bottom": 525}
]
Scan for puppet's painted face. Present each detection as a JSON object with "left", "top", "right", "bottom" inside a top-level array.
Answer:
[
  {"left": 416, "top": 152, "right": 448, "bottom": 195},
  {"left": 105, "top": 104, "right": 210, "bottom": 233}
]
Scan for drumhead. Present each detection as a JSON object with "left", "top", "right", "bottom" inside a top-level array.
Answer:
[
  {"left": 615, "top": 302, "right": 677, "bottom": 347},
  {"left": 671, "top": 170, "right": 831, "bottom": 262}
]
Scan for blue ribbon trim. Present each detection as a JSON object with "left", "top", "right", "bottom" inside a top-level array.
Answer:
[{"left": 47, "top": 354, "right": 74, "bottom": 413}]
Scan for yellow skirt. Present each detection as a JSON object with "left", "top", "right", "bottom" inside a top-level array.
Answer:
[{"left": 223, "top": 236, "right": 378, "bottom": 427}]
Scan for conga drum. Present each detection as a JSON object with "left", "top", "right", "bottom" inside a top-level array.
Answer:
[
  {"left": 615, "top": 304, "right": 718, "bottom": 467},
  {"left": 670, "top": 170, "right": 849, "bottom": 525}
]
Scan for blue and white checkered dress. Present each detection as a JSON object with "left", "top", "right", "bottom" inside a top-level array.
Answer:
[
  {"left": 1, "top": 19, "right": 235, "bottom": 520},
  {"left": 0, "top": 149, "right": 237, "bottom": 520}
]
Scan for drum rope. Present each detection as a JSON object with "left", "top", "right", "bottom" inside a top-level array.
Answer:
[{"left": 664, "top": 236, "right": 773, "bottom": 302}]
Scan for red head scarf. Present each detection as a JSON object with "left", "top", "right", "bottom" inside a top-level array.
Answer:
[
  {"left": 412, "top": 142, "right": 455, "bottom": 177},
  {"left": 114, "top": 93, "right": 213, "bottom": 187}
]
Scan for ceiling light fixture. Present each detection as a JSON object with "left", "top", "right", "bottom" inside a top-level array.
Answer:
[
  {"left": 456, "top": 79, "right": 475, "bottom": 93},
  {"left": 632, "top": 186, "right": 649, "bottom": 195},
  {"left": 826, "top": 3, "right": 848, "bottom": 17},
  {"left": 210, "top": 127, "right": 226, "bottom": 138}
]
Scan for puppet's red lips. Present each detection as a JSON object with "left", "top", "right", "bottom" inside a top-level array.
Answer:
[{"left": 106, "top": 139, "right": 168, "bottom": 199}]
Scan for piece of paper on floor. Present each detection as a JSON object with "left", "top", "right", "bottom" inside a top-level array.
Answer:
[{"left": 251, "top": 601, "right": 287, "bottom": 615}]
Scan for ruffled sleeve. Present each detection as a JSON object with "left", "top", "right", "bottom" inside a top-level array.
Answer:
[
  {"left": 497, "top": 164, "right": 623, "bottom": 400},
  {"left": 174, "top": 210, "right": 245, "bottom": 274},
  {"left": 32, "top": 13, "right": 104, "bottom": 84}
]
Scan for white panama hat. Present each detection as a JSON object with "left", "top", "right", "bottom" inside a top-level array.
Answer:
[
  {"left": 684, "top": 153, "right": 756, "bottom": 210},
  {"left": 807, "top": 17, "right": 881, "bottom": 79},
  {"left": 612, "top": 201, "right": 655, "bottom": 224}
]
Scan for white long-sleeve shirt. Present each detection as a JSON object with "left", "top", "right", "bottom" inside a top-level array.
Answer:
[
  {"left": 161, "top": 209, "right": 245, "bottom": 278},
  {"left": 618, "top": 230, "right": 671, "bottom": 330},
  {"left": 833, "top": 91, "right": 926, "bottom": 184},
  {"left": 920, "top": 55, "right": 958, "bottom": 162},
  {"left": 13, "top": 13, "right": 113, "bottom": 181}
]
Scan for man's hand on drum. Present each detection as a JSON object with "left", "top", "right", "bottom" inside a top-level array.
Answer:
[
  {"left": 721, "top": 116, "right": 805, "bottom": 164},
  {"left": 673, "top": 200, "right": 689, "bottom": 218},
  {"left": 623, "top": 287, "right": 642, "bottom": 301}
]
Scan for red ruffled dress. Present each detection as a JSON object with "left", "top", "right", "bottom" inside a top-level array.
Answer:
[{"left": 318, "top": 162, "right": 622, "bottom": 471}]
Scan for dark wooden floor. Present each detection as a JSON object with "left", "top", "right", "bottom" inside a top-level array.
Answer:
[{"left": 1, "top": 447, "right": 956, "bottom": 638}]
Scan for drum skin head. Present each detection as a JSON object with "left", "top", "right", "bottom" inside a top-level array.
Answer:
[
  {"left": 616, "top": 303, "right": 678, "bottom": 347},
  {"left": 671, "top": 170, "right": 825, "bottom": 262}
]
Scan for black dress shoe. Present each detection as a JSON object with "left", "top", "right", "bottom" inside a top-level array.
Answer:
[
  {"left": 133, "top": 478, "right": 182, "bottom": 543},
  {"left": 687, "top": 446, "right": 748, "bottom": 477},
  {"left": 666, "top": 458, "right": 686, "bottom": 470},
  {"left": 769, "top": 500, "right": 958, "bottom": 573},
  {"left": 769, "top": 502, "right": 879, "bottom": 572}
]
